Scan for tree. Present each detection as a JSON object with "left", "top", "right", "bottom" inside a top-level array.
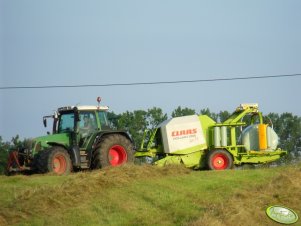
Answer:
[
  {"left": 115, "top": 108, "right": 167, "bottom": 150},
  {"left": 107, "top": 111, "right": 120, "bottom": 129},
  {"left": 218, "top": 110, "right": 231, "bottom": 123},
  {"left": 146, "top": 107, "right": 167, "bottom": 129},
  {"left": 278, "top": 113, "right": 301, "bottom": 162},
  {"left": 117, "top": 110, "right": 148, "bottom": 148},
  {"left": 0, "top": 136, "right": 10, "bottom": 174},
  {"left": 200, "top": 108, "right": 218, "bottom": 121},
  {"left": 171, "top": 106, "right": 196, "bottom": 118}
]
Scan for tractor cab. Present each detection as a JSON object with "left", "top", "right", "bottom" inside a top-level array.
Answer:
[
  {"left": 42, "top": 105, "right": 112, "bottom": 150},
  {"left": 43, "top": 106, "right": 111, "bottom": 133}
]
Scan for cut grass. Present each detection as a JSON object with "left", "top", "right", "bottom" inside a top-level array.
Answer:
[{"left": 0, "top": 164, "right": 300, "bottom": 226}]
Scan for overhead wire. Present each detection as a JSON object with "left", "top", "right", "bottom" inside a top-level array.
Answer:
[{"left": 0, "top": 73, "right": 301, "bottom": 90}]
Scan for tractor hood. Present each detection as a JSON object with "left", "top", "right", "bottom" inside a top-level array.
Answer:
[{"left": 32, "top": 133, "right": 71, "bottom": 155}]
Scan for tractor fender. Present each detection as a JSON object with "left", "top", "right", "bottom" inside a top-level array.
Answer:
[
  {"left": 45, "top": 142, "right": 73, "bottom": 161},
  {"left": 47, "top": 142, "right": 68, "bottom": 150}
]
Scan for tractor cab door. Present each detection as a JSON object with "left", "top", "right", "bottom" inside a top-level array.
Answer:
[{"left": 78, "top": 111, "right": 98, "bottom": 148}]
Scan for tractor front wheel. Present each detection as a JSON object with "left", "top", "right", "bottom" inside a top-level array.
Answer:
[
  {"left": 36, "top": 146, "right": 72, "bottom": 175},
  {"left": 92, "top": 134, "right": 134, "bottom": 169},
  {"left": 207, "top": 149, "right": 233, "bottom": 170}
]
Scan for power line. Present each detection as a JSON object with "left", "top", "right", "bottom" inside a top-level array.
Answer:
[{"left": 1, "top": 73, "right": 301, "bottom": 90}]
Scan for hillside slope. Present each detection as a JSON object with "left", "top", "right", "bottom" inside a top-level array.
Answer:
[{"left": 0, "top": 164, "right": 300, "bottom": 226}]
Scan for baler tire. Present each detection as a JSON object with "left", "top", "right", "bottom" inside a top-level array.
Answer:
[
  {"left": 207, "top": 149, "right": 233, "bottom": 170},
  {"left": 92, "top": 134, "right": 134, "bottom": 169},
  {"left": 35, "top": 147, "right": 72, "bottom": 175}
]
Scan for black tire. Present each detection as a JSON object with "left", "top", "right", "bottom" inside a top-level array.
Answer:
[
  {"left": 92, "top": 134, "right": 134, "bottom": 169},
  {"left": 207, "top": 149, "right": 233, "bottom": 170},
  {"left": 35, "top": 146, "right": 72, "bottom": 175}
]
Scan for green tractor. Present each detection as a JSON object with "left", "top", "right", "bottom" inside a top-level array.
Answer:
[
  {"left": 136, "top": 103, "right": 287, "bottom": 169},
  {"left": 6, "top": 101, "right": 135, "bottom": 175}
]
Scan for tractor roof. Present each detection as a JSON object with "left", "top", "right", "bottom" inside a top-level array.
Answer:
[{"left": 58, "top": 105, "right": 109, "bottom": 112}]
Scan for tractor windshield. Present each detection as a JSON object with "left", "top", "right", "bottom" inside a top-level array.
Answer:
[
  {"left": 58, "top": 112, "right": 75, "bottom": 133},
  {"left": 57, "top": 109, "right": 111, "bottom": 134}
]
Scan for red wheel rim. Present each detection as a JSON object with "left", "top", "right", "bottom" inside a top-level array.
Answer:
[
  {"left": 52, "top": 154, "right": 67, "bottom": 174},
  {"left": 109, "top": 145, "right": 127, "bottom": 166},
  {"left": 212, "top": 153, "right": 228, "bottom": 170}
]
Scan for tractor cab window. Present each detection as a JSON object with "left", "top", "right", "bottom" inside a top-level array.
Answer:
[
  {"left": 98, "top": 111, "right": 110, "bottom": 129},
  {"left": 58, "top": 112, "right": 74, "bottom": 133},
  {"left": 79, "top": 112, "right": 97, "bottom": 135}
]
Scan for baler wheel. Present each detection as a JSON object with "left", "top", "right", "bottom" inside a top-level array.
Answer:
[
  {"left": 207, "top": 149, "right": 233, "bottom": 170},
  {"left": 92, "top": 134, "right": 134, "bottom": 169}
]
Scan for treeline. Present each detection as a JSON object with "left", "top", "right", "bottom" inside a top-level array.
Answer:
[{"left": 1, "top": 107, "right": 301, "bottom": 174}]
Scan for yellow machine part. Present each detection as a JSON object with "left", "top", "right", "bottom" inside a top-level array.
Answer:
[{"left": 258, "top": 124, "right": 268, "bottom": 150}]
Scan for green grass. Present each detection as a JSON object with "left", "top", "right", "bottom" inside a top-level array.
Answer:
[{"left": 0, "top": 164, "right": 300, "bottom": 226}]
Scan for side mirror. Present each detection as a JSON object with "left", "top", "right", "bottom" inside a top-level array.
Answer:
[{"left": 43, "top": 118, "right": 47, "bottom": 127}]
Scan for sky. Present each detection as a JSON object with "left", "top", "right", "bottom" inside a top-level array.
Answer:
[{"left": 1, "top": 0, "right": 301, "bottom": 141}]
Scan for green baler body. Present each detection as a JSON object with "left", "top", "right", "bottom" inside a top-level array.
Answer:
[{"left": 135, "top": 104, "right": 287, "bottom": 169}]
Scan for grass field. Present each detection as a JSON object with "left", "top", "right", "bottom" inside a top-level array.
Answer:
[{"left": 0, "top": 164, "right": 300, "bottom": 226}]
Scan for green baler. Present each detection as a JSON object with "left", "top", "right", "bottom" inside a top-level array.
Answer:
[{"left": 136, "top": 103, "right": 287, "bottom": 170}]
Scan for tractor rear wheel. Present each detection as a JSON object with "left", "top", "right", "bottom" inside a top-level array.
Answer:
[
  {"left": 36, "top": 146, "right": 72, "bottom": 175},
  {"left": 207, "top": 149, "right": 233, "bottom": 170},
  {"left": 92, "top": 134, "right": 134, "bottom": 169}
]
